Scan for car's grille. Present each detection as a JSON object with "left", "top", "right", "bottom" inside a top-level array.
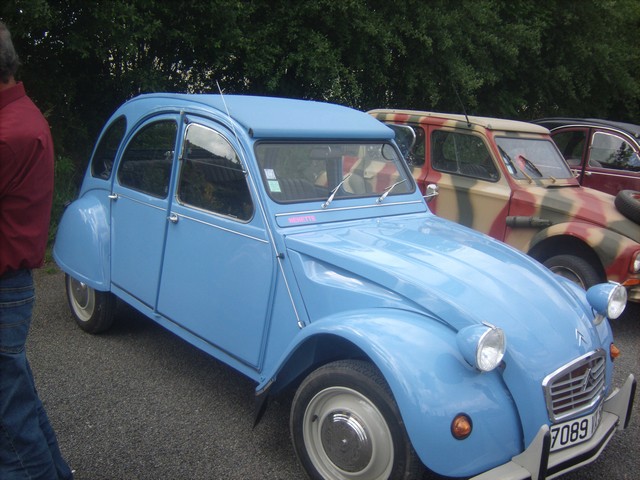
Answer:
[{"left": 542, "top": 349, "right": 607, "bottom": 422}]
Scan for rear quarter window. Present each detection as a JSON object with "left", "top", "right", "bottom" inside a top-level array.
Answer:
[
  {"left": 116, "top": 120, "right": 177, "bottom": 198},
  {"left": 91, "top": 116, "right": 127, "bottom": 179}
]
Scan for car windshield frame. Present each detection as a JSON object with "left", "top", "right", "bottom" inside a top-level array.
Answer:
[
  {"left": 254, "top": 141, "right": 415, "bottom": 204},
  {"left": 495, "top": 136, "right": 574, "bottom": 180}
]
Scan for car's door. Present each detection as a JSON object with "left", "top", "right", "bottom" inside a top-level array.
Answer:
[
  {"left": 584, "top": 129, "right": 640, "bottom": 194},
  {"left": 110, "top": 116, "right": 179, "bottom": 307},
  {"left": 423, "top": 126, "right": 510, "bottom": 239},
  {"left": 156, "top": 121, "right": 275, "bottom": 367}
]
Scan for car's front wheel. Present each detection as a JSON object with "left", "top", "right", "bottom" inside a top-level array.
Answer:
[
  {"left": 542, "top": 254, "right": 602, "bottom": 290},
  {"left": 65, "top": 274, "right": 116, "bottom": 333},
  {"left": 290, "top": 359, "right": 424, "bottom": 480}
]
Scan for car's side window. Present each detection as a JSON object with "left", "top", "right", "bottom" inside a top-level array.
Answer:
[
  {"left": 551, "top": 130, "right": 586, "bottom": 167},
  {"left": 431, "top": 130, "right": 498, "bottom": 181},
  {"left": 91, "top": 116, "right": 126, "bottom": 179},
  {"left": 590, "top": 132, "right": 640, "bottom": 171},
  {"left": 177, "top": 124, "right": 254, "bottom": 221},
  {"left": 117, "top": 120, "right": 177, "bottom": 198}
]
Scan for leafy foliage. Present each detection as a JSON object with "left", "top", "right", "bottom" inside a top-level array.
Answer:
[{"left": 2, "top": 0, "right": 639, "bottom": 164}]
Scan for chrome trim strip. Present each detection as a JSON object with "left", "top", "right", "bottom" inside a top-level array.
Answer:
[
  {"left": 175, "top": 213, "right": 269, "bottom": 243},
  {"left": 115, "top": 193, "right": 167, "bottom": 211},
  {"left": 275, "top": 199, "right": 424, "bottom": 218}
]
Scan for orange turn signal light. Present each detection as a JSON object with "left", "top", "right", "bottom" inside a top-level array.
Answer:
[
  {"left": 451, "top": 414, "right": 473, "bottom": 440},
  {"left": 610, "top": 343, "right": 620, "bottom": 360}
]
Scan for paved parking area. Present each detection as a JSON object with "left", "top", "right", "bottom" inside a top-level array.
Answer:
[{"left": 28, "top": 268, "right": 639, "bottom": 480}]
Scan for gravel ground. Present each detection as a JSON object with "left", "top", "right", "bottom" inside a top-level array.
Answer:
[{"left": 28, "top": 267, "right": 639, "bottom": 480}]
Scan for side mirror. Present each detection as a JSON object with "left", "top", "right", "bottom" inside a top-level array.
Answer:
[{"left": 424, "top": 184, "right": 439, "bottom": 202}]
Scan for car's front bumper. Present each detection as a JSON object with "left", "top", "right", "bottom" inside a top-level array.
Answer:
[
  {"left": 471, "top": 373, "right": 636, "bottom": 480},
  {"left": 624, "top": 280, "right": 640, "bottom": 303}
]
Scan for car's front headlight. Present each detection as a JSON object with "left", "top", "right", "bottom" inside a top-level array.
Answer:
[
  {"left": 633, "top": 251, "right": 640, "bottom": 274},
  {"left": 586, "top": 282, "right": 627, "bottom": 324},
  {"left": 456, "top": 323, "right": 506, "bottom": 372}
]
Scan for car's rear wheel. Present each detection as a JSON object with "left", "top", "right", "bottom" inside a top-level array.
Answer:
[
  {"left": 542, "top": 254, "right": 602, "bottom": 290},
  {"left": 290, "top": 359, "right": 424, "bottom": 480},
  {"left": 65, "top": 274, "right": 116, "bottom": 333}
]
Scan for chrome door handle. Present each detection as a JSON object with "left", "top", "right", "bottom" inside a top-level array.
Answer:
[
  {"left": 108, "top": 193, "right": 118, "bottom": 200},
  {"left": 168, "top": 213, "right": 179, "bottom": 224}
]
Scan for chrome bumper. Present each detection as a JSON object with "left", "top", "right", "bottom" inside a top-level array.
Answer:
[
  {"left": 470, "top": 374, "right": 636, "bottom": 480},
  {"left": 626, "top": 283, "right": 640, "bottom": 303}
]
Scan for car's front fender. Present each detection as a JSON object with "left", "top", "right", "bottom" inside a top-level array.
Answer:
[
  {"left": 528, "top": 222, "right": 640, "bottom": 281},
  {"left": 53, "top": 191, "right": 111, "bottom": 290},
  {"left": 262, "top": 309, "right": 523, "bottom": 477}
]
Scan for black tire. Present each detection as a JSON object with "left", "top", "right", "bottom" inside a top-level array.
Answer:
[
  {"left": 65, "top": 274, "right": 116, "bottom": 333},
  {"left": 615, "top": 190, "right": 640, "bottom": 224},
  {"left": 542, "top": 254, "right": 603, "bottom": 290},
  {"left": 290, "top": 359, "right": 424, "bottom": 480}
]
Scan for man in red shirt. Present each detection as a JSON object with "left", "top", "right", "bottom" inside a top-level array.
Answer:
[{"left": 0, "top": 21, "right": 73, "bottom": 479}]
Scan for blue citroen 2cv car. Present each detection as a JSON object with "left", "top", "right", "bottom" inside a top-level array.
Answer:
[{"left": 54, "top": 94, "right": 635, "bottom": 480}]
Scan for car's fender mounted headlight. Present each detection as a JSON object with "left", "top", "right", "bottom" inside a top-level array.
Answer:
[
  {"left": 456, "top": 323, "right": 506, "bottom": 372},
  {"left": 586, "top": 282, "right": 627, "bottom": 324}
]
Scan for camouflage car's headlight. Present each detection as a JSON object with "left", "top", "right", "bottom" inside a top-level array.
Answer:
[
  {"left": 456, "top": 323, "right": 506, "bottom": 372},
  {"left": 586, "top": 282, "right": 627, "bottom": 324}
]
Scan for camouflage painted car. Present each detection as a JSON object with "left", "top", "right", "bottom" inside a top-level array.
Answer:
[{"left": 369, "top": 109, "right": 640, "bottom": 302}]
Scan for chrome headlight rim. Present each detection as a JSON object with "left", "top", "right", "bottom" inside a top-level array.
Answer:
[
  {"left": 476, "top": 325, "right": 507, "bottom": 372},
  {"left": 456, "top": 323, "right": 507, "bottom": 373},
  {"left": 586, "top": 281, "right": 627, "bottom": 322}
]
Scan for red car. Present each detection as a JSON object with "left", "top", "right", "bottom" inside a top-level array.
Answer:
[{"left": 534, "top": 118, "right": 640, "bottom": 196}]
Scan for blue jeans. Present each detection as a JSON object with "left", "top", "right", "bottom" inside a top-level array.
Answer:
[{"left": 0, "top": 269, "right": 73, "bottom": 480}]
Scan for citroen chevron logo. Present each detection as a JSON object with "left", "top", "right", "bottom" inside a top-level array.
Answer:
[
  {"left": 580, "top": 367, "right": 594, "bottom": 393},
  {"left": 575, "top": 329, "right": 586, "bottom": 347}
]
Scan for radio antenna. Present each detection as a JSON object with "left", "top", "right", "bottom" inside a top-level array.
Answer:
[
  {"left": 452, "top": 83, "right": 471, "bottom": 127},
  {"left": 216, "top": 80, "right": 242, "bottom": 143}
]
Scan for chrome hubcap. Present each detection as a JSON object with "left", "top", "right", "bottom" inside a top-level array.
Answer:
[
  {"left": 69, "top": 277, "right": 95, "bottom": 321},
  {"left": 320, "top": 411, "right": 372, "bottom": 472},
  {"left": 302, "top": 386, "right": 393, "bottom": 479},
  {"left": 549, "top": 266, "right": 585, "bottom": 289}
]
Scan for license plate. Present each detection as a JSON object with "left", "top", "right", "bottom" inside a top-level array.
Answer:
[{"left": 550, "top": 406, "right": 602, "bottom": 452}]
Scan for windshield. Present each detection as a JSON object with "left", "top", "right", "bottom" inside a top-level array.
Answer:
[
  {"left": 495, "top": 137, "right": 574, "bottom": 180},
  {"left": 255, "top": 142, "right": 414, "bottom": 204}
]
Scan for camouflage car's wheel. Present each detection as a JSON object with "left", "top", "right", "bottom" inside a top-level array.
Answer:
[
  {"left": 614, "top": 190, "right": 640, "bottom": 224},
  {"left": 65, "top": 274, "right": 116, "bottom": 333},
  {"left": 543, "top": 255, "right": 602, "bottom": 290}
]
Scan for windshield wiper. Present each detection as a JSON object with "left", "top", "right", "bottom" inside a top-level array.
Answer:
[
  {"left": 321, "top": 173, "right": 352, "bottom": 209},
  {"left": 377, "top": 179, "right": 407, "bottom": 204},
  {"left": 499, "top": 147, "right": 518, "bottom": 175},
  {"left": 519, "top": 155, "right": 543, "bottom": 177},
  {"left": 519, "top": 155, "right": 559, "bottom": 183},
  {"left": 499, "top": 147, "right": 532, "bottom": 182}
]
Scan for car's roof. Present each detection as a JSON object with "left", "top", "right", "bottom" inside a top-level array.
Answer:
[
  {"left": 118, "top": 93, "right": 394, "bottom": 140},
  {"left": 534, "top": 117, "right": 640, "bottom": 139},
  {"left": 369, "top": 109, "right": 550, "bottom": 135}
]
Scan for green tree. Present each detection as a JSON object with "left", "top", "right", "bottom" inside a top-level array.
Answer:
[{"left": 2, "top": 0, "right": 639, "bottom": 163}]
